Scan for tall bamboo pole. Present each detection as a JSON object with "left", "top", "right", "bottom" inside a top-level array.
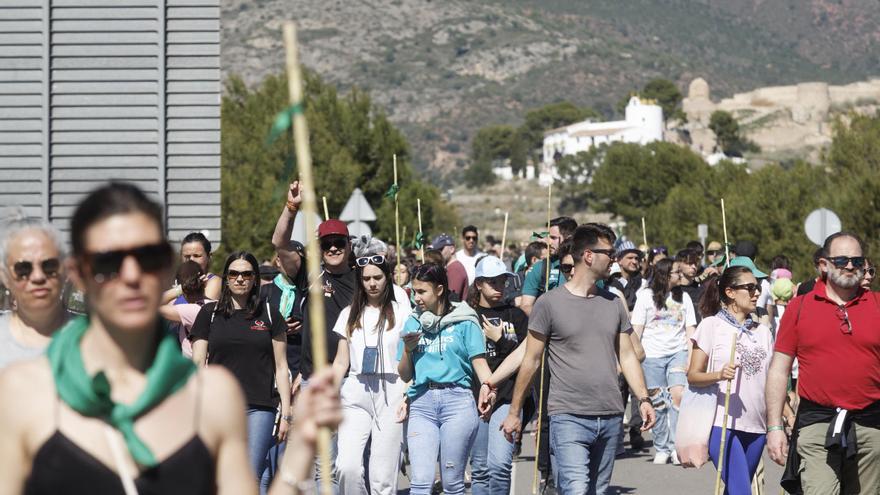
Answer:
[
  {"left": 500, "top": 211, "right": 509, "bottom": 260},
  {"left": 394, "top": 154, "right": 401, "bottom": 270},
  {"left": 282, "top": 22, "right": 332, "bottom": 495},
  {"left": 322, "top": 196, "right": 329, "bottom": 221},
  {"left": 417, "top": 198, "right": 425, "bottom": 263},
  {"left": 532, "top": 183, "right": 552, "bottom": 494},
  {"left": 721, "top": 198, "right": 731, "bottom": 267}
]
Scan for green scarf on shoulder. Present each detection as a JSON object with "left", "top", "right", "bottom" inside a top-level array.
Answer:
[{"left": 46, "top": 316, "right": 196, "bottom": 467}]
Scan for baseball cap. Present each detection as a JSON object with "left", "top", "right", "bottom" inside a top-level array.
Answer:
[
  {"left": 431, "top": 233, "right": 455, "bottom": 249},
  {"left": 614, "top": 240, "right": 641, "bottom": 259},
  {"left": 318, "top": 219, "right": 349, "bottom": 238},
  {"left": 729, "top": 256, "right": 768, "bottom": 278},
  {"left": 475, "top": 255, "right": 513, "bottom": 279}
]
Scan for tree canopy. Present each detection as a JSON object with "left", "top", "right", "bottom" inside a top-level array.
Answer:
[{"left": 220, "top": 70, "right": 459, "bottom": 263}]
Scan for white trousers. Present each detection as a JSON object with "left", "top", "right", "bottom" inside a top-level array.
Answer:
[{"left": 336, "top": 374, "right": 406, "bottom": 495}]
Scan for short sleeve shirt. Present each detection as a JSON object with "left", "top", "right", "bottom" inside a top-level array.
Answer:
[
  {"left": 190, "top": 302, "right": 286, "bottom": 408},
  {"left": 333, "top": 301, "right": 411, "bottom": 376},
  {"left": 631, "top": 289, "right": 696, "bottom": 358},
  {"left": 396, "top": 315, "right": 486, "bottom": 399},
  {"left": 530, "top": 285, "right": 630, "bottom": 416},
  {"left": 775, "top": 282, "right": 880, "bottom": 410},
  {"left": 522, "top": 258, "right": 560, "bottom": 298},
  {"left": 692, "top": 316, "right": 773, "bottom": 433}
]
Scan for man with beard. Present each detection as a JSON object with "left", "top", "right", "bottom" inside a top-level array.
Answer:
[{"left": 766, "top": 232, "right": 880, "bottom": 494}]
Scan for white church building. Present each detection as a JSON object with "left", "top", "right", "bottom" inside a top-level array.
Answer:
[{"left": 539, "top": 97, "right": 663, "bottom": 182}]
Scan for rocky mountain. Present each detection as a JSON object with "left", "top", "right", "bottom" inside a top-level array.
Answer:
[{"left": 220, "top": 0, "right": 880, "bottom": 180}]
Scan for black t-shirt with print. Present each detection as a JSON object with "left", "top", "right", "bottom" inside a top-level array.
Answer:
[
  {"left": 300, "top": 267, "right": 356, "bottom": 380},
  {"left": 474, "top": 304, "right": 529, "bottom": 408},
  {"left": 190, "top": 301, "right": 286, "bottom": 408}
]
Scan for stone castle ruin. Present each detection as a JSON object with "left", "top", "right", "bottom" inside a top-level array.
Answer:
[{"left": 679, "top": 77, "right": 880, "bottom": 160}]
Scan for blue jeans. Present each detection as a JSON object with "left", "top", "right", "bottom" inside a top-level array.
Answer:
[
  {"left": 471, "top": 402, "right": 519, "bottom": 495},
  {"left": 550, "top": 413, "right": 622, "bottom": 495},
  {"left": 709, "top": 427, "right": 766, "bottom": 495},
  {"left": 407, "top": 387, "right": 479, "bottom": 495},
  {"left": 247, "top": 406, "right": 277, "bottom": 481},
  {"left": 642, "top": 350, "right": 688, "bottom": 455}
]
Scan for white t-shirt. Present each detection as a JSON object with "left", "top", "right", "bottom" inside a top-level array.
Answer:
[
  {"left": 332, "top": 301, "right": 411, "bottom": 376},
  {"left": 631, "top": 288, "right": 696, "bottom": 358},
  {"left": 756, "top": 278, "right": 772, "bottom": 309},
  {"left": 455, "top": 248, "right": 482, "bottom": 284},
  {"left": 393, "top": 284, "right": 412, "bottom": 310}
]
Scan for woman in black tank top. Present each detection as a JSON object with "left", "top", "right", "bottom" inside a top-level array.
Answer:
[{"left": 0, "top": 184, "right": 255, "bottom": 495}]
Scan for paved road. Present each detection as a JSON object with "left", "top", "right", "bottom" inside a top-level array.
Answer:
[{"left": 397, "top": 424, "right": 784, "bottom": 494}]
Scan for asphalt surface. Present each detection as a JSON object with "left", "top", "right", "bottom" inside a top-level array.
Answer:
[{"left": 396, "top": 423, "right": 784, "bottom": 494}]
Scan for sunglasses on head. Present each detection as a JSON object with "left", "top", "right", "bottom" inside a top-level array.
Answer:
[
  {"left": 83, "top": 242, "right": 173, "bottom": 282},
  {"left": 730, "top": 283, "right": 761, "bottom": 296},
  {"left": 824, "top": 256, "right": 866, "bottom": 269},
  {"left": 227, "top": 270, "right": 255, "bottom": 281},
  {"left": 320, "top": 237, "right": 348, "bottom": 252},
  {"left": 651, "top": 247, "right": 668, "bottom": 255},
  {"left": 356, "top": 254, "right": 385, "bottom": 267},
  {"left": 11, "top": 258, "right": 61, "bottom": 281},
  {"left": 560, "top": 263, "right": 574, "bottom": 274}
]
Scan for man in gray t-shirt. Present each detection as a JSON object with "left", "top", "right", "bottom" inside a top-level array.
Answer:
[{"left": 498, "top": 224, "right": 656, "bottom": 495}]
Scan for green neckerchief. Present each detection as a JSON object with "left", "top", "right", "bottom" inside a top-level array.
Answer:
[
  {"left": 273, "top": 272, "right": 298, "bottom": 319},
  {"left": 46, "top": 316, "right": 196, "bottom": 467}
]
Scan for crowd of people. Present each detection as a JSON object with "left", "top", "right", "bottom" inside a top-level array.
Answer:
[{"left": 0, "top": 179, "right": 877, "bottom": 495}]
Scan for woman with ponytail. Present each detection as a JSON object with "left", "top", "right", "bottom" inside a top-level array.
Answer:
[
  {"left": 631, "top": 257, "right": 697, "bottom": 465},
  {"left": 688, "top": 266, "right": 774, "bottom": 495}
]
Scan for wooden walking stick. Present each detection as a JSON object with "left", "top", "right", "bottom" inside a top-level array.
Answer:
[
  {"left": 417, "top": 198, "right": 425, "bottom": 263},
  {"left": 714, "top": 333, "right": 738, "bottom": 495},
  {"left": 500, "top": 211, "right": 509, "bottom": 260},
  {"left": 532, "top": 183, "right": 552, "bottom": 495},
  {"left": 721, "top": 198, "right": 730, "bottom": 268},
  {"left": 641, "top": 216, "right": 648, "bottom": 248},
  {"left": 322, "top": 196, "right": 329, "bottom": 221},
  {"left": 393, "top": 154, "right": 401, "bottom": 269},
  {"left": 282, "top": 22, "right": 332, "bottom": 495}
]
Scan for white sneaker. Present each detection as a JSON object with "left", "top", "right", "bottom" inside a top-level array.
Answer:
[
  {"left": 652, "top": 452, "right": 670, "bottom": 465},
  {"left": 670, "top": 451, "right": 681, "bottom": 465}
]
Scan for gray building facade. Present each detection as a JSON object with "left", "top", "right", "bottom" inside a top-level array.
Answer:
[{"left": 1, "top": 0, "right": 221, "bottom": 243}]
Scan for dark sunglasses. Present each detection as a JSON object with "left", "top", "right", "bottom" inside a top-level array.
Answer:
[
  {"left": 11, "top": 258, "right": 62, "bottom": 281},
  {"left": 227, "top": 270, "right": 255, "bottom": 281},
  {"left": 589, "top": 248, "right": 617, "bottom": 260},
  {"left": 83, "top": 242, "right": 173, "bottom": 282},
  {"left": 413, "top": 263, "right": 441, "bottom": 278},
  {"left": 356, "top": 254, "right": 385, "bottom": 267},
  {"left": 825, "top": 256, "right": 866, "bottom": 269},
  {"left": 836, "top": 305, "right": 853, "bottom": 335},
  {"left": 651, "top": 247, "right": 668, "bottom": 255},
  {"left": 730, "top": 283, "right": 761, "bottom": 296},
  {"left": 560, "top": 263, "right": 574, "bottom": 274},
  {"left": 320, "top": 237, "right": 348, "bottom": 251},
  {"left": 706, "top": 250, "right": 722, "bottom": 257},
  {"left": 464, "top": 235, "right": 478, "bottom": 241}
]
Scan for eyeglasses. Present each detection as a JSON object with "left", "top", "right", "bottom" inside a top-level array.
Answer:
[
  {"left": 560, "top": 263, "right": 574, "bottom": 274},
  {"left": 836, "top": 305, "right": 853, "bottom": 335},
  {"left": 464, "top": 235, "right": 478, "bottom": 241},
  {"left": 651, "top": 247, "right": 668, "bottom": 255},
  {"left": 706, "top": 250, "right": 722, "bottom": 257},
  {"left": 11, "top": 258, "right": 61, "bottom": 281},
  {"left": 227, "top": 270, "right": 256, "bottom": 281},
  {"left": 730, "top": 283, "right": 761, "bottom": 296},
  {"left": 82, "top": 242, "right": 173, "bottom": 283},
  {"left": 589, "top": 248, "right": 617, "bottom": 260},
  {"left": 825, "top": 256, "right": 866, "bottom": 269},
  {"left": 355, "top": 254, "right": 385, "bottom": 267},
  {"left": 320, "top": 237, "right": 348, "bottom": 251}
]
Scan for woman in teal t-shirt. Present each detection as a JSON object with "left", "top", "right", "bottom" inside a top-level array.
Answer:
[{"left": 397, "top": 263, "right": 493, "bottom": 495}]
